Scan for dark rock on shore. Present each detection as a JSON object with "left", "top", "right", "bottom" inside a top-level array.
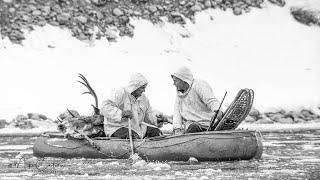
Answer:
[
  {"left": 27, "top": 113, "right": 47, "bottom": 120},
  {"left": 290, "top": 7, "right": 320, "bottom": 26},
  {"left": 248, "top": 107, "right": 262, "bottom": 120},
  {"left": 245, "top": 107, "right": 320, "bottom": 124},
  {"left": 58, "top": 109, "right": 80, "bottom": 120},
  {"left": 255, "top": 117, "right": 274, "bottom": 124},
  {"left": 14, "top": 114, "right": 28, "bottom": 121},
  {"left": 268, "top": 0, "right": 285, "bottom": 7},
  {"left": 11, "top": 114, "right": 35, "bottom": 129},
  {"left": 0, "top": 0, "right": 279, "bottom": 44},
  {"left": 5, "top": 113, "right": 52, "bottom": 129},
  {"left": 0, "top": 119, "right": 9, "bottom": 129}
]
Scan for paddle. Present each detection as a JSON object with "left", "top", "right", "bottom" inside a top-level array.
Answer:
[
  {"left": 207, "top": 92, "right": 227, "bottom": 131},
  {"left": 126, "top": 115, "right": 143, "bottom": 161},
  {"left": 125, "top": 91, "right": 144, "bottom": 161},
  {"left": 127, "top": 118, "right": 135, "bottom": 158}
]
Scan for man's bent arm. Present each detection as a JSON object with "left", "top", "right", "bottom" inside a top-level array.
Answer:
[
  {"left": 173, "top": 97, "right": 183, "bottom": 130},
  {"left": 100, "top": 89, "right": 124, "bottom": 122},
  {"left": 144, "top": 98, "right": 158, "bottom": 126},
  {"left": 196, "top": 80, "right": 221, "bottom": 112}
]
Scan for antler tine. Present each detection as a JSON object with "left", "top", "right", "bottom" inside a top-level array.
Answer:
[
  {"left": 67, "top": 108, "right": 76, "bottom": 118},
  {"left": 77, "top": 80, "right": 91, "bottom": 91},
  {"left": 78, "top": 73, "right": 91, "bottom": 87},
  {"left": 81, "top": 92, "right": 92, "bottom": 96},
  {"left": 78, "top": 74, "right": 97, "bottom": 97},
  {"left": 77, "top": 73, "right": 99, "bottom": 114}
]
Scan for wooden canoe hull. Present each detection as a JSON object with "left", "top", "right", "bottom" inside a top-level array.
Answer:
[{"left": 33, "top": 130, "right": 263, "bottom": 162}]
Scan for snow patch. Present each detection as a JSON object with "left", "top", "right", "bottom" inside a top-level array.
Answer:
[
  {"left": 238, "top": 122, "right": 320, "bottom": 132},
  {"left": 133, "top": 160, "right": 171, "bottom": 170},
  {"left": 0, "top": 145, "right": 32, "bottom": 150}
]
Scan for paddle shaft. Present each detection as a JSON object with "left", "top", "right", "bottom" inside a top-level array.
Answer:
[
  {"left": 126, "top": 92, "right": 140, "bottom": 158},
  {"left": 207, "top": 92, "right": 227, "bottom": 131},
  {"left": 128, "top": 118, "right": 135, "bottom": 157}
]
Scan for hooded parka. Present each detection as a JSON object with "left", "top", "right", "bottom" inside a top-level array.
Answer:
[
  {"left": 100, "top": 73, "right": 157, "bottom": 138},
  {"left": 172, "top": 67, "right": 221, "bottom": 130}
]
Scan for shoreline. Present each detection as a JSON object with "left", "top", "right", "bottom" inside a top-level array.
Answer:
[
  {"left": 1, "top": 122, "right": 320, "bottom": 137},
  {"left": 1, "top": 106, "right": 320, "bottom": 137},
  {"left": 237, "top": 121, "right": 320, "bottom": 133}
]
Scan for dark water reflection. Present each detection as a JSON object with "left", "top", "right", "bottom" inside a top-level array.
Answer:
[{"left": 0, "top": 130, "right": 319, "bottom": 179}]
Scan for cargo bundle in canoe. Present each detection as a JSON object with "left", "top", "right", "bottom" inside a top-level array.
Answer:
[{"left": 33, "top": 130, "right": 263, "bottom": 162}]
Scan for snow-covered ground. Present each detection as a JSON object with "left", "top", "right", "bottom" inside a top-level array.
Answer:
[
  {"left": 0, "top": 119, "right": 57, "bottom": 136},
  {"left": 237, "top": 121, "right": 320, "bottom": 132},
  {"left": 0, "top": 0, "right": 319, "bottom": 126}
]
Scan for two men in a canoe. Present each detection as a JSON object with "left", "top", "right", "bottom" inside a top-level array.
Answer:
[{"left": 101, "top": 66, "right": 223, "bottom": 139}]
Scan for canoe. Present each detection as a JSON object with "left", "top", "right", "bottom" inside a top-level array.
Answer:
[{"left": 33, "top": 130, "right": 263, "bottom": 162}]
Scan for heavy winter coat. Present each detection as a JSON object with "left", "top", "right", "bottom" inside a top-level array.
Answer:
[
  {"left": 100, "top": 73, "right": 157, "bottom": 138},
  {"left": 172, "top": 67, "right": 221, "bottom": 130}
]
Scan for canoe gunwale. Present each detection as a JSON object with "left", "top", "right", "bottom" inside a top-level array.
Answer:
[
  {"left": 42, "top": 131, "right": 257, "bottom": 150},
  {"left": 42, "top": 130, "right": 259, "bottom": 142}
]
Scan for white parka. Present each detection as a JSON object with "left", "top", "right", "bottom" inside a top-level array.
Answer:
[
  {"left": 172, "top": 67, "right": 221, "bottom": 130},
  {"left": 100, "top": 73, "right": 157, "bottom": 138}
]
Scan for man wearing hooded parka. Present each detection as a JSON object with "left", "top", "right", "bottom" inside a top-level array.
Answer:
[
  {"left": 171, "top": 66, "right": 223, "bottom": 134},
  {"left": 100, "top": 73, "right": 165, "bottom": 139}
]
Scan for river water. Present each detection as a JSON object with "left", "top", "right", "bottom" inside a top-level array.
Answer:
[{"left": 0, "top": 130, "right": 319, "bottom": 179}]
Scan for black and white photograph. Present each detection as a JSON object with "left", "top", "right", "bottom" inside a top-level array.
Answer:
[{"left": 0, "top": 0, "right": 319, "bottom": 179}]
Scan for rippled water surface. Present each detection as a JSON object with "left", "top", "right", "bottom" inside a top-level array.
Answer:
[{"left": 0, "top": 130, "right": 319, "bottom": 179}]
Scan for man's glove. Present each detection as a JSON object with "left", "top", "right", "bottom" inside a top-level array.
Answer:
[
  {"left": 122, "top": 110, "right": 133, "bottom": 119},
  {"left": 156, "top": 114, "right": 169, "bottom": 124},
  {"left": 155, "top": 114, "right": 169, "bottom": 128}
]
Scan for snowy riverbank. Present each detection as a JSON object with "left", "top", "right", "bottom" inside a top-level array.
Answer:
[{"left": 1, "top": 0, "right": 320, "bottom": 126}]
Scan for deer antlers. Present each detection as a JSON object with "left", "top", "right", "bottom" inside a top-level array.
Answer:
[{"left": 77, "top": 73, "right": 100, "bottom": 115}]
